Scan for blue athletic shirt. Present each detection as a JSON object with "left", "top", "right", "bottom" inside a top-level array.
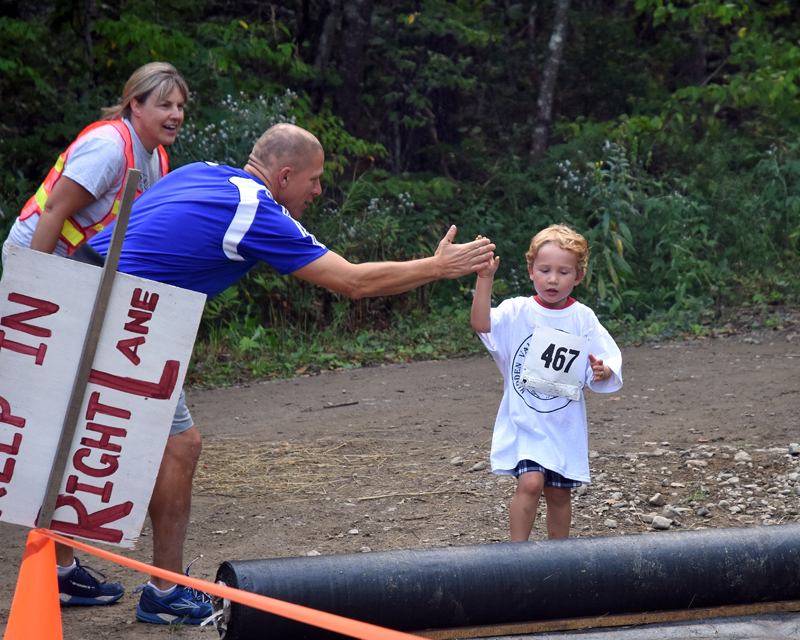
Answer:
[{"left": 90, "top": 162, "right": 328, "bottom": 298}]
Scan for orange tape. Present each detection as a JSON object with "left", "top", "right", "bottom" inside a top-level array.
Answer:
[{"left": 38, "top": 528, "right": 421, "bottom": 639}]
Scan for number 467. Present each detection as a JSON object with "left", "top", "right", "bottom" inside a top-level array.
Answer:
[{"left": 541, "top": 344, "right": 580, "bottom": 372}]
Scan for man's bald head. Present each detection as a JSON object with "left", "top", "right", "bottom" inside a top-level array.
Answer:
[
  {"left": 250, "top": 123, "right": 323, "bottom": 173},
  {"left": 244, "top": 123, "right": 325, "bottom": 219}
]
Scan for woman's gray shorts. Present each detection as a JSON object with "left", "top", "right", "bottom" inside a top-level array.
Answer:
[{"left": 171, "top": 389, "right": 194, "bottom": 436}]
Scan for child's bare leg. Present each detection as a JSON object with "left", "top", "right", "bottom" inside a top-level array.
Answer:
[
  {"left": 509, "top": 471, "right": 545, "bottom": 542},
  {"left": 543, "top": 485, "right": 572, "bottom": 539}
]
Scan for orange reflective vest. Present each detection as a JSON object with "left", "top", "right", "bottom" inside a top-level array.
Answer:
[{"left": 19, "top": 120, "right": 169, "bottom": 254}]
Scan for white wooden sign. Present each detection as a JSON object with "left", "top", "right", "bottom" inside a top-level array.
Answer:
[{"left": 0, "top": 246, "right": 206, "bottom": 547}]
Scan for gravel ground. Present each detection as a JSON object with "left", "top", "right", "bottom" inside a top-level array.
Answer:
[{"left": 1, "top": 307, "right": 799, "bottom": 639}]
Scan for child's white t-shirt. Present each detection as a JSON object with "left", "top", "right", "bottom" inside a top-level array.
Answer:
[{"left": 477, "top": 296, "right": 623, "bottom": 483}]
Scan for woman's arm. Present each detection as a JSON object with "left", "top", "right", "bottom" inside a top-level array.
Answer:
[{"left": 30, "top": 176, "right": 97, "bottom": 253}]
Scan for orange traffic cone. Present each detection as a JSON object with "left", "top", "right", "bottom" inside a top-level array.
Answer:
[{"left": 4, "top": 529, "right": 62, "bottom": 640}]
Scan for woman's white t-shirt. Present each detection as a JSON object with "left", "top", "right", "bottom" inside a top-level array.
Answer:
[{"left": 7, "top": 119, "right": 162, "bottom": 257}]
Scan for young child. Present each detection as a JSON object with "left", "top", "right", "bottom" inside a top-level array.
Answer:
[{"left": 471, "top": 224, "right": 622, "bottom": 541}]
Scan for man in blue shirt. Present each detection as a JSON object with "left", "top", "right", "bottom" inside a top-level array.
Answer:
[
  {"left": 91, "top": 123, "right": 493, "bottom": 299},
  {"left": 88, "top": 122, "right": 495, "bottom": 624}
]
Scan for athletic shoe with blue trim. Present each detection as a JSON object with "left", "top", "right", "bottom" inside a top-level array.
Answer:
[
  {"left": 58, "top": 557, "right": 124, "bottom": 606},
  {"left": 136, "top": 580, "right": 212, "bottom": 625}
]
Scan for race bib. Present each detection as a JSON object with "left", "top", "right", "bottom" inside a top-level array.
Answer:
[{"left": 520, "top": 325, "right": 589, "bottom": 401}]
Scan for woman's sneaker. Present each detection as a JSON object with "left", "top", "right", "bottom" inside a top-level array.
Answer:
[
  {"left": 58, "top": 558, "right": 124, "bottom": 606},
  {"left": 135, "top": 583, "right": 212, "bottom": 625}
]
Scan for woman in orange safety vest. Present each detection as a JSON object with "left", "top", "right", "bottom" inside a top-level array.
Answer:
[
  {"left": 2, "top": 61, "right": 189, "bottom": 263},
  {"left": 0, "top": 61, "right": 189, "bottom": 610}
]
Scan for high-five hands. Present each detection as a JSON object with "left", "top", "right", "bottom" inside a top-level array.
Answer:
[{"left": 433, "top": 226, "right": 496, "bottom": 278}]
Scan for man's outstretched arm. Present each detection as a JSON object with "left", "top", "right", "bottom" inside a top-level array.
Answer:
[{"left": 293, "top": 225, "right": 495, "bottom": 299}]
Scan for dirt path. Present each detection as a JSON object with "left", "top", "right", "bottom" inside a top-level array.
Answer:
[{"left": 1, "top": 313, "right": 799, "bottom": 638}]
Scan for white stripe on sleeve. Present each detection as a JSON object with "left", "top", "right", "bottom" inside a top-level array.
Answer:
[{"left": 283, "top": 209, "right": 325, "bottom": 248}]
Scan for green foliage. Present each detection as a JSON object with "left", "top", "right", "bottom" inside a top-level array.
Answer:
[
  {"left": 634, "top": 0, "right": 750, "bottom": 28},
  {"left": 169, "top": 90, "right": 300, "bottom": 168},
  {"left": 0, "top": 17, "right": 54, "bottom": 94},
  {"left": 2, "top": 0, "right": 800, "bottom": 385},
  {"left": 366, "top": 0, "right": 494, "bottom": 173},
  {"left": 686, "top": 489, "right": 708, "bottom": 502},
  {"left": 170, "top": 88, "right": 385, "bottom": 177},
  {"left": 628, "top": 0, "right": 800, "bottom": 152},
  {"left": 94, "top": 14, "right": 197, "bottom": 67},
  {"left": 188, "top": 304, "right": 483, "bottom": 385},
  {"left": 296, "top": 99, "right": 388, "bottom": 179}
]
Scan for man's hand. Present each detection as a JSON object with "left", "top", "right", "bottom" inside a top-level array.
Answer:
[
  {"left": 294, "top": 226, "right": 495, "bottom": 299},
  {"left": 433, "top": 225, "right": 496, "bottom": 279},
  {"left": 588, "top": 354, "right": 610, "bottom": 382}
]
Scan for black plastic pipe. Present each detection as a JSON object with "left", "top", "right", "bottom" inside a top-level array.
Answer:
[{"left": 214, "top": 523, "right": 800, "bottom": 639}]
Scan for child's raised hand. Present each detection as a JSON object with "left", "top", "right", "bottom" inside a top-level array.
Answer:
[
  {"left": 475, "top": 236, "right": 499, "bottom": 277},
  {"left": 479, "top": 255, "right": 500, "bottom": 278},
  {"left": 588, "top": 354, "right": 609, "bottom": 381}
]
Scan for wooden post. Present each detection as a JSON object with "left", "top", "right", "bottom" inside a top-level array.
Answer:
[{"left": 37, "top": 168, "right": 140, "bottom": 528}]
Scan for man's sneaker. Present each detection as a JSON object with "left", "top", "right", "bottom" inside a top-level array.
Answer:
[
  {"left": 58, "top": 558, "right": 124, "bottom": 606},
  {"left": 136, "top": 583, "right": 212, "bottom": 625}
]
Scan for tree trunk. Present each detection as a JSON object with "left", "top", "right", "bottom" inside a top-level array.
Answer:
[
  {"left": 502, "top": 0, "right": 513, "bottom": 88},
  {"left": 81, "top": 0, "right": 97, "bottom": 94},
  {"left": 529, "top": 0, "right": 570, "bottom": 165},
  {"left": 310, "top": 0, "right": 341, "bottom": 110},
  {"left": 294, "top": 0, "right": 313, "bottom": 49},
  {"left": 334, "top": 0, "right": 374, "bottom": 134}
]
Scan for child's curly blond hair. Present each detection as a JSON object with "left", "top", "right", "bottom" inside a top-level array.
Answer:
[{"left": 525, "top": 224, "right": 589, "bottom": 278}]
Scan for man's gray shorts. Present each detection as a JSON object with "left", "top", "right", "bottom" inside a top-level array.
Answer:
[{"left": 171, "top": 389, "right": 194, "bottom": 436}]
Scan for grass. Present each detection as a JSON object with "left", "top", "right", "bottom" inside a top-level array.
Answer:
[
  {"left": 186, "top": 295, "right": 800, "bottom": 390},
  {"left": 186, "top": 306, "right": 485, "bottom": 387}
]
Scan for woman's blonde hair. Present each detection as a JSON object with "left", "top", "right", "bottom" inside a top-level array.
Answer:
[
  {"left": 526, "top": 224, "right": 589, "bottom": 277},
  {"left": 102, "top": 62, "right": 189, "bottom": 121}
]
